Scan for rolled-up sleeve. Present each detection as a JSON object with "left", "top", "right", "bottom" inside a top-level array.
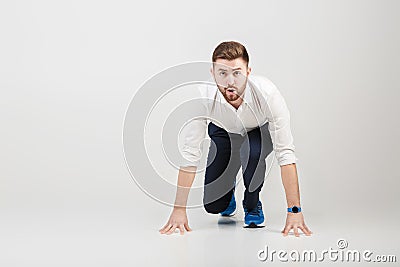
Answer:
[
  {"left": 265, "top": 89, "right": 298, "bottom": 166},
  {"left": 180, "top": 117, "right": 207, "bottom": 167},
  {"left": 179, "top": 84, "right": 209, "bottom": 168}
]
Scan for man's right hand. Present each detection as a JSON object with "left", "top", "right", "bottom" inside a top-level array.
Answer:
[{"left": 159, "top": 207, "right": 192, "bottom": 235}]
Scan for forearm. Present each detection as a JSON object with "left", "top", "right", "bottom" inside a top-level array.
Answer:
[
  {"left": 280, "top": 163, "right": 301, "bottom": 207},
  {"left": 173, "top": 166, "right": 197, "bottom": 209}
]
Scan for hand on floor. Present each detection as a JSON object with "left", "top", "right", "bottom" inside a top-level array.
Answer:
[
  {"left": 159, "top": 207, "right": 192, "bottom": 235},
  {"left": 281, "top": 212, "right": 312, "bottom": 237}
]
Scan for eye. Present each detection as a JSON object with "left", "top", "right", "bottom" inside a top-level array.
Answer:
[
  {"left": 233, "top": 71, "right": 241, "bottom": 76},
  {"left": 219, "top": 71, "right": 226, "bottom": 76}
]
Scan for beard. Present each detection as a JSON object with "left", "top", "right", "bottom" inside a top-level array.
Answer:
[
  {"left": 223, "top": 88, "right": 240, "bottom": 101},
  {"left": 219, "top": 82, "right": 246, "bottom": 103}
]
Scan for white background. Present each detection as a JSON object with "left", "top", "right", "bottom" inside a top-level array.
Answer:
[{"left": 1, "top": 0, "right": 399, "bottom": 266}]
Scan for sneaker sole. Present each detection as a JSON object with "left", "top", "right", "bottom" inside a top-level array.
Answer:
[
  {"left": 243, "top": 222, "right": 265, "bottom": 228},
  {"left": 243, "top": 217, "right": 265, "bottom": 228},
  {"left": 220, "top": 208, "right": 236, "bottom": 217}
]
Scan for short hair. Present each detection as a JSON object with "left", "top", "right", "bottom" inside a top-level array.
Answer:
[{"left": 212, "top": 41, "right": 249, "bottom": 67}]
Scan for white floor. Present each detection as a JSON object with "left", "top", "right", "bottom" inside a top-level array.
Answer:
[
  {"left": 1, "top": 158, "right": 399, "bottom": 267},
  {"left": 1, "top": 199, "right": 399, "bottom": 267}
]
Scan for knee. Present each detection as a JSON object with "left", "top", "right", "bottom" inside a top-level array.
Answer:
[{"left": 203, "top": 200, "right": 226, "bottom": 214}]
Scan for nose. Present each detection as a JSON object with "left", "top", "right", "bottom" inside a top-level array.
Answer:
[{"left": 227, "top": 74, "right": 235, "bottom": 86}]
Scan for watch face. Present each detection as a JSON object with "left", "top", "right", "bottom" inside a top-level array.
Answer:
[{"left": 292, "top": 206, "right": 299, "bottom": 213}]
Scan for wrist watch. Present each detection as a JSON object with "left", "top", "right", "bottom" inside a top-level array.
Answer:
[{"left": 287, "top": 206, "right": 301, "bottom": 213}]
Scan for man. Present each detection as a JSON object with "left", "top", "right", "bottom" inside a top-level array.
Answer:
[{"left": 159, "top": 41, "right": 312, "bottom": 237}]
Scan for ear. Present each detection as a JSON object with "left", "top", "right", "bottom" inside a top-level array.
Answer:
[
  {"left": 247, "top": 66, "right": 252, "bottom": 76},
  {"left": 210, "top": 67, "right": 213, "bottom": 75}
]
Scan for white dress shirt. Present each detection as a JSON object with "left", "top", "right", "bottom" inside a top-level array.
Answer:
[{"left": 180, "top": 74, "right": 298, "bottom": 167}]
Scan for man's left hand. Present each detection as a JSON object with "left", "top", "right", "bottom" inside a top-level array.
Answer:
[{"left": 282, "top": 212, "right": 312, "bottom": 237}]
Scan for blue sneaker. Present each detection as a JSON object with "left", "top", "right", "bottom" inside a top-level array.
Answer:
[
  {"left": 243, "top": 200, "right": 265, "bottom": 227},
  {"left": 220, "top": 193, "right": 236, "bottom": 216}
]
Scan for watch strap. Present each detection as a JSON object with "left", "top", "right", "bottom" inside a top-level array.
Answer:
[{"left": 287, "top": 206, "right": 302, "bottom": 213}]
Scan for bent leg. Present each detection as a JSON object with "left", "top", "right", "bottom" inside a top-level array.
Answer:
[
  {"left": 240, "top": 122, "right": 273, "bottom": 209},
  {"left": 203, "top": 122, "right": 243, "bottom": 214}
]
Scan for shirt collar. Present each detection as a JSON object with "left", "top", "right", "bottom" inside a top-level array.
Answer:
[{"left": 242, "top": 80, "right": 253, "bottom": 105}]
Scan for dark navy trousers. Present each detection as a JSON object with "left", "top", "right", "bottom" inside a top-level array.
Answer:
[{"left": 203, "top": 121, "right": 274, "bottom": 213}]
